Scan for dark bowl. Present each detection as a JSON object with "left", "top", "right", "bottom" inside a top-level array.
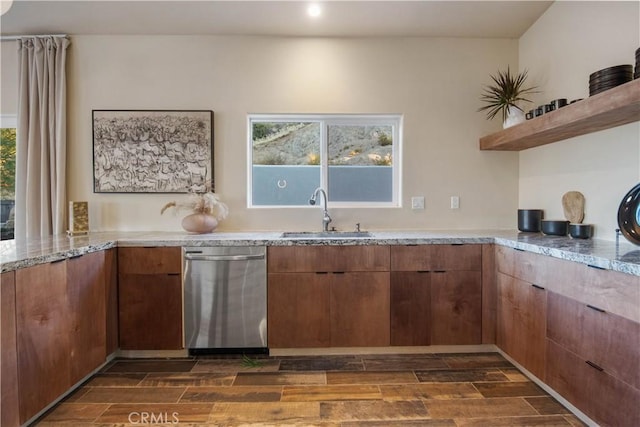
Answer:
[
  {"left": 541, "top": 220, "right": 569, "bottom": 236},
  {"left": 518, "top": 209, "right": 544, "bottom": 232},
  {"left": 569, "top": 223, "right": 593, "bottom": 239}
]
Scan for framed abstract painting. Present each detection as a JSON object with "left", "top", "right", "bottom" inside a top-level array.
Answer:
[{"left": 92, "top": 110, "right": 213, "bottom": 193}]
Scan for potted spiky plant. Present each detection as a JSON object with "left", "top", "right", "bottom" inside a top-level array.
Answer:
[{"left": 478, "top": 67, "right": 538, "bottom": 128}]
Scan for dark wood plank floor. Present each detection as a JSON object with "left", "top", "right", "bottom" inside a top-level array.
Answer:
[{"left": 35, "top": 352, "right": 585, "bottom": 426}]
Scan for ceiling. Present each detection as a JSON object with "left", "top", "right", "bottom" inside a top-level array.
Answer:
[{"left": 1, "top": 0, "right": 553, "bottom": 38}]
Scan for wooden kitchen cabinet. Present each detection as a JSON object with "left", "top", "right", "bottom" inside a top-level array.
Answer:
[
  {"left": 430, "top": 270, "right": 482, "bottom": 345},
  {"left": 496, "top": 245, "right": 640, "bottom": 425},
  {"left": 118, "top": 246, "right": 181, "bottom": 274},
  {"left": 390, "top": 244, "right": 482, "bottom": 346},
  {"left": 267, "top": 246, "right": 390, "bottom": 348},
  {"left": 481, "top": 244, "right": 497, "bottom": 344},
  {"left": 1, "top": 271, "right": 19, "bottom": 427},
  {"left": 67, "top": 251, "right": 107, "bottom": 385},
  {"left": 118, "top": 247, "right": 183, "bottom": 350},
  {"left": 546, "top": 339, "right": 640, "bottom": 427},
  {"left": 390, "top": 271, "right": 430, "bottom": 345},
  {"left": 547, "top": 290, "right": 640, "bottom": 391},
  {"left": 104, "top": 248, "right": 119, "bottom": 355},
  {"left": 391, "top": 243, "right": 482, "bottom": 272},
  {"left": 267, "top": 273, "right": 330, "bottom": 348},
  {"left": 268, "top": 245, "right": 390, "bottom": 273},
  {"left": 496, "top": 272, "right": 546, "bottom": 379},
  {"left": 15, "top": 251, "right": 110, "bottom": 424},
  {"left": 330, "top": 272, "right": 390, "bottom": 347},
  {"left": 15, "top": 260, "right": 72, "bottom": 423}
]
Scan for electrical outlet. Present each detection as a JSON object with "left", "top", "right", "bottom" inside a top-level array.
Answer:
[
  {"left": 451, "top": 196, "right": 460, "bottom": 209},
  {"left": 411, "top": 196, "right": 425, "bottom": 210}
]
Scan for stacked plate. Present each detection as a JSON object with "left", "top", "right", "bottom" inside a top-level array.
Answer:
[
  {"left": 635, "top": 47, "right": 640, "bottom": 79},
  {"left": 589, "top": 64, "right": 633, "bottom": 96}
]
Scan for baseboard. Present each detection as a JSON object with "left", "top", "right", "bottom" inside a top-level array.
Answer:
[
  {"left": 269, "top": 344, "right": 498, "bottom": 356},
  {"left": 116, "top": 349, "right": 189, "bottom": 358}
]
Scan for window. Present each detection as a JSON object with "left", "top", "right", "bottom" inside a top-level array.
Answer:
[
  {"left": 248, "top": 114, "right": 402, "bottom": 207},
  {"left": 0, "top": 115, "right": 16, "bottom": 240}
]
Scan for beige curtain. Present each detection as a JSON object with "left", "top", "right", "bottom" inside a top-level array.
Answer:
[{"left": 15, "top": 36, "right": 70, "bottom": 239}]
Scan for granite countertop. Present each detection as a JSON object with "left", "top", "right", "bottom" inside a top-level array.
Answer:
[{"left": 1, "top": 229, "right": 639, "bottom": 276}]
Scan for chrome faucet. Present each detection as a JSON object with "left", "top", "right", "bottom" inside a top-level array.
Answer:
[{"left": 309, "top": 187, "right": 332, "bottom": 232}]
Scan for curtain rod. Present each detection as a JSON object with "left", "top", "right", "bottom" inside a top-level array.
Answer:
[{"left": 1, "top": 34, "right": 68, "bottom": 41}]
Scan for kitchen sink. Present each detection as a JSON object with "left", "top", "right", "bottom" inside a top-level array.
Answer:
[{"left": 281, "top": 231, "right": 373, "bottom": 239}]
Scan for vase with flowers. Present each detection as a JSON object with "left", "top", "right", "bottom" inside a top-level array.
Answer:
[
  {"left": 478, "top": 67, "right": 538, "bottom": 129},
  {"left": 161, "top": 182, "right": 229, "bottom": 233}
]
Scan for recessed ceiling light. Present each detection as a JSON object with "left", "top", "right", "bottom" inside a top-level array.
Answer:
[{"left": 307, "top": 3, "right": 322, "bottom": 18}]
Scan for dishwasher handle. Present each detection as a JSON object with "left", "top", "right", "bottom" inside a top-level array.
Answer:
[{"left": 184, "top": 253, "right": 265, "bottom": 262}]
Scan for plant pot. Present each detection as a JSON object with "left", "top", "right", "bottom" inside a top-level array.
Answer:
[
  {"left": 503, "top": 107, "right": 525, "bottom": 128},
  {"left": 181, "top": 213, "right": 218, "bottom": 234}
]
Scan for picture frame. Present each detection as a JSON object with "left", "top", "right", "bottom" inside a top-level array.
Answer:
[{"left": 92, "top": 110, "right": 213, "bottom": 193}]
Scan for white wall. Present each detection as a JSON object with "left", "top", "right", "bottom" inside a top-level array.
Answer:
[
  {"left": 518, "top": 1, "right": 640, "bottom": 240},
  {"left": 63, "top": 35, "right": 518, "bottom": 232},
  {"left": 0, "top": 41, "right": 18, "bottom": 116}
]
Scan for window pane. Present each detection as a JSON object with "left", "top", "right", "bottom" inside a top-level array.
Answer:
[
  {"left": 251, "top": 122, "right": 321, "bottom": 206},
  {"left": 327, "top": 124, "right": 393, "bottom": 202},
  {"left": 0, "top": 127, "right": 16, "bottom": 240}
]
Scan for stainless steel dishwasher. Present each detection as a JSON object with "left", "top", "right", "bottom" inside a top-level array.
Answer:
[{"left": 183, "top": 246, "right": 267, "bottom": 354}]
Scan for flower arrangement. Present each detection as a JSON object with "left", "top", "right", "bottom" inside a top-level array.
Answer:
[{"left": 161, "top": 191, "right": 229, "bottom": 220}]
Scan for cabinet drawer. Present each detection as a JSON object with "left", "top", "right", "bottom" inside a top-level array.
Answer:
[
  {"left": 546, "top": 261, "right": 640, "bottom": 324},
  {"left": 546, "top": 339, "right": 640, "bottom": 427},
  {"left": 268, "top": 246, "right": 389, "bottom": 273},
  {"left": 497, "top": 246, "right": 640, "bottom": 323},
  {"left": 118, "top": 247, "right": 181, "bottom": 274},
  {"left": 547, "top": 291, "right": 640, "bottom": 389},
  {"left": 391, "top": 244, "right": 481, "bottom": 271},
  {"left": 495, "top": 245, "right": 543, "bottom": 283}
]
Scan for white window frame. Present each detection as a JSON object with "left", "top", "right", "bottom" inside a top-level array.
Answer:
[
  {"left": 0, "top": 114, "right": 17, "bottom": 129},
  {"left": 247, "top": 113, "right": 402, "bottom": 208}
]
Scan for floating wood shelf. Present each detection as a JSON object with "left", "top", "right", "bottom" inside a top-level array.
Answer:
[{"left": 479, "top": 79, "right": 640, "bottom": 151}]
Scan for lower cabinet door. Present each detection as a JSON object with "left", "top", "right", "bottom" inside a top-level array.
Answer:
[
  {"left": 16, "top": 261, "right": 72, "bottom": 424},
  {"left": 546, "top": 339, "right": 640, "bottom": 427},
  {"left": 118, "top": 274, "right": 183, "bottom": 350},
  {"left": 390, "top": 271, "right": 430, "bottom": 346},
  {"left": 330, "top": 272, "right": 390, "bottom": 347},
  {"left": 430, "top": 270, "right": 482, "bottom": 345},
  {"left": 105, "top": 248, "right": 119, "bottom": 355},
  {"left": 1, "top": 271, "right": 19, "bottom": 427},
  {"left": 68, "top": 251, "right": 107, "bottom": 384},
  {"left": 267, "top": 273, "right": 331, "bottom": 348},
  {"left": 496, "top": 272, "right": 546, "bottom": 379}
]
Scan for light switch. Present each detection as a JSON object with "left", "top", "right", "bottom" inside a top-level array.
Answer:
[{"left": 411, "top": 196, "right": 425, "bottom": 210}]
